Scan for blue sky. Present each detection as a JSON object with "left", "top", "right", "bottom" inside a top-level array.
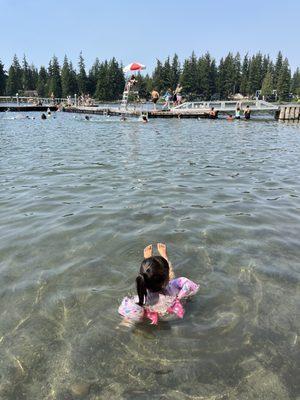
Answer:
[{"left": 1, "top": 0, "right": 300, "bottom": 72}]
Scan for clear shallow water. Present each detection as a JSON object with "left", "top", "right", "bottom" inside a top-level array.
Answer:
[{"left": 0, "top": 112, "right": 300, "bottom": 400}]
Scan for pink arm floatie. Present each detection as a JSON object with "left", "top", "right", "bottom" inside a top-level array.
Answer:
[{"left": 170, "top": 277, "right": 200, "bottom": 299}]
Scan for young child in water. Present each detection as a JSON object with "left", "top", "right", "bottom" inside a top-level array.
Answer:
[{"left": 118, "top": 243, "right": 199, "bottom": 325}]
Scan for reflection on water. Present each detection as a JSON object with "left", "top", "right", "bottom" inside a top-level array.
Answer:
[{"left": 0, "top": 113, "right": 299, "bottom": 399}]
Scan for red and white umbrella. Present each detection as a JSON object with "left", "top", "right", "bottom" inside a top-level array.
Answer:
[{"left": 123, "top": 62, "right": 146, "bottom": 73}]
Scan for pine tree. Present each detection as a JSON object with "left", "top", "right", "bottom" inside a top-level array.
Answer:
[
  {"left": 261, "top": 70, "right": 273, "bottom": 97},
  {"left": 233, "top": 52, "right": 241, "bottom": 93},
  {"left": 47, "top": 56, "right": 62, "bottom": 97},
  {"left": 77, "top": 51, "right": 88, "bottom": 94},
  {"left": 291, "top": 68, "right": 300, "bottom": 97},
  {"left": 69, "top": 62, "right": 78, "bottom": 95},
  {"left": 170, "top": 54, "right": 181, "bottom": 90},
  {"left": 248, "top": 53, "right": 263, "bottom": 96},
  {"left": 0, "top": 60, "right": 6, "bottom": 95},
  {"left": 209, "top": 59, "right": 217, "bottom": 99},
  {"left": 218, "top": 53, "right": 236, "bottom": 99},
  {"left": 136, "top": 73, "right": 149, "bottom": 99},
  {"left": 152, "top": 59, "right": 165, "bottom": 92},
  {"left": 30, "top": 64, "right": 39, "bottom": 90},
  {"left": 197, "top": 52, "right": 212, "bottom": 99},
  {"left": 240, "top": 54, "right": 249, "bottom": 95},
  {"left": 274, "top": 51, "right": 283, "bottom": 88},
  {"left": 61, "top": 56, "right": 77, "bottom": 97},
  {"left": 22, "top": 55, "right": 35, "bottom": 91},
  {"left": 37, "top": 66, "right": 48, "bottom": 96},
  {"left": 161, "top": 57, "right": 172, "bottom": 92},
  {"left": 107, "top": 57, "right": 125, "bottom": 100},
  {"left": 180, "top": 52, "right": 198, "bottom": 98},
  {"left": 262, "top": 55, "right": 271, "bottom": 78},
  {"left": 6, "top": 55, "right": 22, "bottom": 95},
  {"left": 277, "top": 58, "right": 291, "bottom": 101},
  {"left": 95, "top": 61, "right": 109, "bottom": 100},
  {"left": 88, "top": 58, "right": 100, "bottom": 96}
]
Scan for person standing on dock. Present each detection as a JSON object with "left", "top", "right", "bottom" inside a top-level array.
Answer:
[
  {"left": 151, "top": 90, "right": 160, "bottom": 110},
  {"left": 162, "top": 89, "right": 172, "bottom": 110},
  {"left": 173, "top": 84, "right": 183, "bottom": 106},
  {"left": 244, "top": 105, "right": 251, "bottom": 120}
]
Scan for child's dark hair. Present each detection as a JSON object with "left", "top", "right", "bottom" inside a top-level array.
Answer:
[{"left": 136, "top": 256, "right": 169, "bottom": 306}]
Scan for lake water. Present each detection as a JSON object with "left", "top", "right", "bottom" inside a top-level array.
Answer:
[{"left": 0, "top": 112, "right": 299, "bottom": 400}]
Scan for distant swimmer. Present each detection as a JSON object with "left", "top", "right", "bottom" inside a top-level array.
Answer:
[
  {"left": 47, "top": 108, "right": 51, "bottom": 116},
  {"left": 244, "top": 105, "right": 251, "bottom": 120},
  {"left": 120, "top": 115, "right": 127, "bottom": 121},
  {"left": 41, "top": 113, "right": 47, "bottom": 120},
  {"left": 235, "top": 107, "right": 241, "bottom": 119},
  {"left": 85, "top": 115, "right": 90, "bottom": 121},
  {"left": 139, "top": 115, "right": 148, "bottom": 123},
  {"left": 209, "top": 107, "right": 217, "bottom": 119},
  {"left": 226, "top": 114, "right": 234, "bottom": 121}
]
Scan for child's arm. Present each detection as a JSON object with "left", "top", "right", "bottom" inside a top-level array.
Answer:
[
  {"left": 118, "top": 297, "right": 144, "bottom": 323},
  {"left": 168, "top": 262, "right": 175, "bottom": 280},
  {"left": 172, "top": 277, "right": 199, "bottom": 299}
]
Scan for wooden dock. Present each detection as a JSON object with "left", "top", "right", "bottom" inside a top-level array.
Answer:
[{"left": 63, "top": 106, "right": 210, "bottom": 118}]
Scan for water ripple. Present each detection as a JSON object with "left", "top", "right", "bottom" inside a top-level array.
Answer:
[{"left": 0, "top": 113, "right": 300, "bottom": 399}]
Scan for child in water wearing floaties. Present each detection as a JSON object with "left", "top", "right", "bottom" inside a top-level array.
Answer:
[{"left": 118, "top": 243, "right": 199, "bottom": 325}]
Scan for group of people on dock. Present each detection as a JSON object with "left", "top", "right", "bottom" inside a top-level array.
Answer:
[{"left": 151, "top": 84, "right": 183, "bottom": 110}]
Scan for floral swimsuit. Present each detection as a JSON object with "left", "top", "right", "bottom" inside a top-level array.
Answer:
[{"left": 118, "top": 277, "right": 199, "bottom": 325}]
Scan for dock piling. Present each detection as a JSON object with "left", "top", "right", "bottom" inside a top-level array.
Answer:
[{"left": 277, "top": 105, "right": 300, "bottom": 121}]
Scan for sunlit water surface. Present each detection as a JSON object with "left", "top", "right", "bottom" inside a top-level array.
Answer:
[{"left": 0, "top": 112, "right": 300, "bottom": 400}]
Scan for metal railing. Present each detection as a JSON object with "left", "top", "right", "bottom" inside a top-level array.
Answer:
[
  {"left": 173, "top": 100, "right": 279, "bottom": 111},
  {"left": 0, "top": 96, "right": 69, "bottom": 105}
]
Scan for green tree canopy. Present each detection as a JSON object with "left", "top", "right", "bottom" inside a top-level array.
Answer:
[
  {"left": 261, "top": 70, "right": 274, "bottom": 97},
  {"left": 37, "top": 66, "right": 48, "bottom": 96},
  {"left": 47, "top": 56, "right": 62, "bottom": 97},
  {"left": 240, "top": 54, "right": 249, "bottom": 95},
  {"left": 61, "top": 56, "right": 78, "bottom": 97},
  {"left": 1, "top": 51, "right": 299, "bottom": 102},
  {"left": 274, "top": 51, "right": 283, "bottom": 88},
  {"left": 291, "top": 68, "right": 300, "bottom": 96},
  {"left": 22, "top": 55, "right": 35, "bottom": 91},
  {"left": 77, "top": 51, "right": 88, "bottom": 94},
  {"left": 88, "top": 58, "right": 100, "bottom": 96},
  {"left": 6, "top": 55, "right": 22, "bottom": 95},
  {"left": 0, "top": 60, "right": 6, "bottom": 95},
  {"left": 277, "top": 58, "right": 291, "bottom": 101}
]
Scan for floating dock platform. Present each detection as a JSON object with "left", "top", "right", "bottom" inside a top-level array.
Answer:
[{"left": 63, "top": 106, "right": 210, "bottom": 118}]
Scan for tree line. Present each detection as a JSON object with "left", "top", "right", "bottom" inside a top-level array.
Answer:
[{"left": 0, "top": 51, "right": 299, "bottom": 101}]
